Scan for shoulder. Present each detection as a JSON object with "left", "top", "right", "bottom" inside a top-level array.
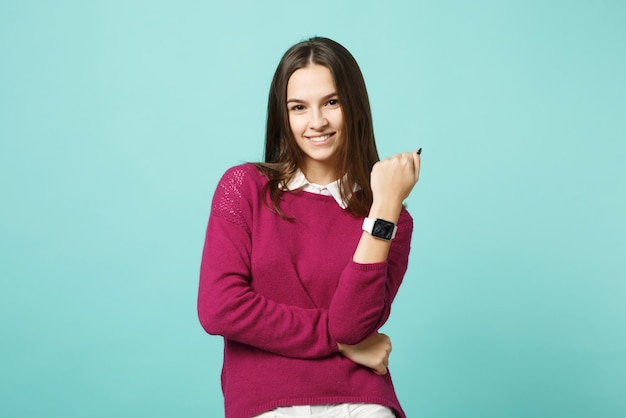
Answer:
[
  {"left": 211, "top": 164, "right": 267, "bottom": 228},
  {"left": 219, "top": 163, "right": 266, "bottom": 186},
  {"left": 215, "top": 163, "right": 267, "bottom": 196}
]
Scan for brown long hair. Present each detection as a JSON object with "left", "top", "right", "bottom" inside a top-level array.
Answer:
[{"left": 256, "top": 37, "right": 379, "bottom": 218}]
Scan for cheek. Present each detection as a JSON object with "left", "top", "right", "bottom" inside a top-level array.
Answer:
[
  {"left": 287, "top": 114, "right": 296, "bottom": 135},
  {"left": 288, "top": 114, "right": 306, "bottom": 134},
  {"left": 330, "top": 108, "right": 344, "bottom": 128}
]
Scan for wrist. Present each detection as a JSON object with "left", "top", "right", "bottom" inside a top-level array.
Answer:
[{"left": 368, "top": 201, "right": 402, "bottom": 224}]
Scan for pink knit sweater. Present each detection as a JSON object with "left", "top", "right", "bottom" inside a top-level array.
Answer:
[{"left": 198, "top": 164, "right": 413, "bottom": 418}]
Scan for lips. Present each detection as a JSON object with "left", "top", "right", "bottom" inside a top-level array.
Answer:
[{"left": 306, "top": 133, "right": 335, "bottom": 143}]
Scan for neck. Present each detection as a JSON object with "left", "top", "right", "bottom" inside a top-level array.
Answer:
[{"left": 301, "top": 163, "right": 339, "bottom": 185}]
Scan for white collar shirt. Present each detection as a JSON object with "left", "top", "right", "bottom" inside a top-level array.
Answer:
[{"left": 280, "top": 170, "right": 358, "bottom": 210}]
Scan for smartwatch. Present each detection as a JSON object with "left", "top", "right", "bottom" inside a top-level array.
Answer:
[{"left": 362, "top": 217, "right": 397, "bottom": 241}]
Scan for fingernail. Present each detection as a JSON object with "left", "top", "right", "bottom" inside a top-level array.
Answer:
[{"left": 417, "top": 148, "right": 422, "bottom": 155}]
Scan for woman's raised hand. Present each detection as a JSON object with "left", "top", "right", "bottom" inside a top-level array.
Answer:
[
  {"left": 370, "top": 150, "right": 421, "bottom": 211},
  {"left": 337, "top": 333, "right": 392, "bottom": 375},
  {"left": 352, "top": 149, "right": 421, "bottom": 264}
]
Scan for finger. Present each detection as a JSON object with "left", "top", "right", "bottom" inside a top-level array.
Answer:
[
  {"left": 412, "top": 150, "right": 421, "bottom": 181},
  {"left": 388, "top": 154, "right": 402, "bottom": 166}
]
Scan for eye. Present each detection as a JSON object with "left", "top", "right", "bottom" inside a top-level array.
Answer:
[
  {"left": 325, "top": 99, "right": 339, "bottom": 107},
  {"left": 290, "top": 104, "right": 305, "bottom": 112}
]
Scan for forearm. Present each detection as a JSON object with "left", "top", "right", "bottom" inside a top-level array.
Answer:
[
  {"left": 198, "top": 216, "right": 337, "bottom": 359},
  {"left": 328, "top": 210, "right": 413, "bottom": 345},
  {"left": 330, "top": 151, "right": 420, "bottom": 344}
]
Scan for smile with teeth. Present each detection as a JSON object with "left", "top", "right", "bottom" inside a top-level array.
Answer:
[{"left": 307, "top": 133, "right": 334, "bottom": 143}]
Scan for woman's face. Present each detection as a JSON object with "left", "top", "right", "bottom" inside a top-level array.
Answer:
[{"left": 286, "top": 64, "right": 344, "bottom": 184}]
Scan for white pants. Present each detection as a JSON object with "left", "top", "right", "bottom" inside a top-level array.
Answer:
[{"left": 253, "top": 403, "right": 395, "bottom": 418}]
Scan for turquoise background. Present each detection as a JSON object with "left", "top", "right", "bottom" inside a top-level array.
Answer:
[{"left": 1, "top": 0, "right": 625, "bottom": 417}]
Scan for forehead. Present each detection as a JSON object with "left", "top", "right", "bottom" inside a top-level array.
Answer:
[{"left": 286, "top": 64, "right": 336, "bottom": 98}]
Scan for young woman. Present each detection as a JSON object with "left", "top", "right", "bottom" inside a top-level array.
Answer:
[{"left": 198, "top": 37, "right": 421, "bottom": 418}]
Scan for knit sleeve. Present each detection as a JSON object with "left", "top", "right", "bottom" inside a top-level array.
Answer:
[
  {"left": 197, "top": 165, "right": 336, "bottom": 358},
  {"left": 328, "top": 210, "right": 413, "bottom": 344}
]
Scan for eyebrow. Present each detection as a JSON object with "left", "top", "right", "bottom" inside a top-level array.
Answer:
[{"left": 286, "top": 92, "right": 338, "bottom": 104}]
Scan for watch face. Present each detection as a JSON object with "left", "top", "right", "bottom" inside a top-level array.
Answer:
[{"left": 372, "top": 219, "right": 395, "bottom": 240}]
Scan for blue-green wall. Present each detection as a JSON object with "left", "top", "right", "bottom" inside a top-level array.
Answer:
[{"left": 1, "top": 1, "right": 624, "bottom": 417}]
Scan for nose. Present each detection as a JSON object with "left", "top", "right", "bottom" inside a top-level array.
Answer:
[{"left": 308, "top": 108, "right": 328, "bottom": 130}]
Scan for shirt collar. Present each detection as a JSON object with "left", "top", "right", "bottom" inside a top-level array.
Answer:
[{"left": 279, "top": 169, "right": 357, "bottom": 209}]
